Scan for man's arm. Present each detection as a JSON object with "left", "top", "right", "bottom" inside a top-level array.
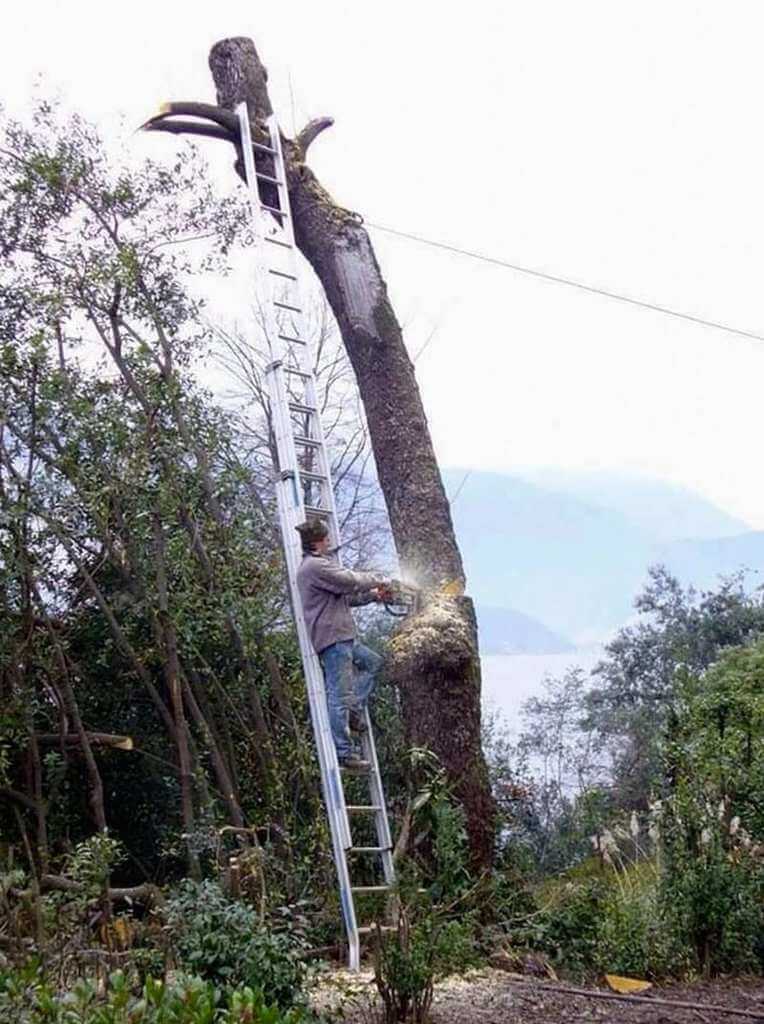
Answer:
[
  {"left": 312, "top": 559, "right": 384, "bottom": 596},
  {"left": 348, "top": 588, "right": 382, "bottom": 607}
]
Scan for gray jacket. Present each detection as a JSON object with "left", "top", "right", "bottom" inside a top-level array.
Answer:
[{"left": 296, "top": 553, "right": 382, "bottom": 654}]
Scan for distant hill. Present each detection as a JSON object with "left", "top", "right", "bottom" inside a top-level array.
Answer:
[
  {"left": 476, "top": 605, "right": 575, "bottom": 655},
  {"left": 659, "top": 532, "right": 764, "bottom": 591},
  {"left": 444, "top": 469, "right": 653, "bottom": 641},
  {"left": 443, "top": 468, "right": 758, "bottom": 644},
  {"left": 523, "top": 469, "right": 748, "bottom": 543}
]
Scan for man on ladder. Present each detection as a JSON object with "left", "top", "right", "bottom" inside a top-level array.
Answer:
[{"left": 295, "top": 518, "right": 392, "bottom": 770}]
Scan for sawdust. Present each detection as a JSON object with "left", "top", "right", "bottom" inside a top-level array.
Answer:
[{"left": 388, "top": 595, "right": 476, "bottom": 678}]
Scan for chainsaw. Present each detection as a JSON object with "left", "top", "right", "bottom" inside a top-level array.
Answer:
[
  {"left": 377, "top": 576, "right": 464, "bottom": 617},
  {"left": 377, "top": 579, "right": 423, "bottom": 617}
]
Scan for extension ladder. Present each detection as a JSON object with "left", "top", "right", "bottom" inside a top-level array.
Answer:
[{"left": 236, "top": 104, "right": 396, "bottom": 971}]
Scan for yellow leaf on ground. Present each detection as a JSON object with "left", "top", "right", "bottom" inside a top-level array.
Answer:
[{"left": 604, "top": 974, "right": 652, "bottom": 994}]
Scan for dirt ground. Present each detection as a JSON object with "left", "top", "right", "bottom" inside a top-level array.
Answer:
[{"left": 311, "top": 966, "right": 764, "bottom": 1023}]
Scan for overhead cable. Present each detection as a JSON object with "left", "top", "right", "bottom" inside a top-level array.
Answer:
[{"left": 363, "top": 220, "right": 764, "bottom": 346}]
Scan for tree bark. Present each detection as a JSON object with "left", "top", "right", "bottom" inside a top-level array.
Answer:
[{"left": 204, "top": 38, "right": 495, "bottom": 866}]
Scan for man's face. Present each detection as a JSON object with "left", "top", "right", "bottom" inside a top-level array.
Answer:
[{"left": 314, "top": 534, "right": 331, "bottom": 555}]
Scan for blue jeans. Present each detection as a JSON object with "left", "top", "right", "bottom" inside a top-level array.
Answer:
[{"left": 319, "top": 641, "right": 382, "bottom": 758}]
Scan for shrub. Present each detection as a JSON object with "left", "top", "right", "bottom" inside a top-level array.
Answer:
[
  {"left": 531, "top": 875, "right": 608, "bottom": 976},
  {"left": 660, "top": 784, "right": 764, "bottom": 975},
  {"left": 659, "top": 648, "right": 764, "bottom": 975},
  {"left": 164, "top": 879, "right": 307, "bottom": 1009},
  {"left": 0, "top": 964, "right": 306, "bottom": 1024},
  {"left": 528, "top": 847, "right": 689, "bottom": 979}
]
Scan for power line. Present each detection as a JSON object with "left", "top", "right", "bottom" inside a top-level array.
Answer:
[
  {"left": 363, "top": 219, "right": 764, "bottom": 346},
  {"left": 448, "top": 470, "right": 472, "bottom": 508}
]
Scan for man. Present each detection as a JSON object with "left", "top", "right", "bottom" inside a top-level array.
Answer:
[{"left": 295, "top": 518, "right": 389, "bottom": 769}]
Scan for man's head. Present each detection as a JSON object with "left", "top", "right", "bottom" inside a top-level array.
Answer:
[{"left": 295, "top": 518, "right": 331, "bottom": 554}]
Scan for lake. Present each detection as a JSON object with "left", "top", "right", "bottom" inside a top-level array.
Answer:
[{"left": 480, "top": 646, "right": 605, "bottom": 727}]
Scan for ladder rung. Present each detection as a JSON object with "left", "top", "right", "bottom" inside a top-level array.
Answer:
[
  {"left": 293, "top": 435, "right": 322, "bottom": 448},
  {"left": 346, "top": 805, "right": 382, "bottom": 813},
  {"left": 352, "top": 886, "right": 390, "bottom": 894},
  {"left": 299, "top": 470, "right": 326, "bottom": 482},
  {"left": 269, "top": 268, "right": 297, "bottom": 281},
  {"left": 358, "top": 925, "right": 398, "bottom": 935},
  {"left": 252, "top": 140, "right": 277, "bottom": 154},
  {"left": 264, "top": 236, "right": 293, "bottom": 249},
  {"left": 289, "top": 402, "right": 317, "bottom": 415},
  {"left": 350, "top": 846, "right": 389, "bottom": 853},
  {"left": 283, "top": 366, "right": 311, "bottom": 379},
  {"left": 257, "top": 172, "right": 285, "bottom": 186},
  {"left": 304, "top": 505, "right": 332, "bottom": 517},
  {"left": 278, "top": 333, "right": 307, "bottom": 346},
  {"left": 274, "top": 301, "right": 302, "bottom": 313},
  {"left": 262, "top": 203, "right": 289, "bottom": 218}
]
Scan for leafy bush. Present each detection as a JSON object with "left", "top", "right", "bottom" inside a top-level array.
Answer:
[
  {"left": 660, "top": 784, "right": 764, "bottom": 975},
  {"left": 659, "top": 646, "right": 764, "bottom": 975},
  {"left": 531, "top": 875, "right": 608, "bottom": 976},
  {"left": 373, "top": 910, "right": 478, "bottom": 1023},
  {"left": 0, "top": 963, "right": 305, "bottom": 1024},
  {"left": 370, "top": 783, "right": 483, "bottom": 1022},
  {"left": 165, "top": 879, "right": 307, "bottom": 1010}
]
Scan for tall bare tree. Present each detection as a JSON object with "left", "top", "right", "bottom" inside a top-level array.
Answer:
[{"left": 144, "top": 36, "right": 495, "bottom": 865}]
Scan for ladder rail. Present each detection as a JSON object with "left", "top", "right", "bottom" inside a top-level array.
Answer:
[{"left": 265, "top": 115, "right": 343, "bottom": 543}]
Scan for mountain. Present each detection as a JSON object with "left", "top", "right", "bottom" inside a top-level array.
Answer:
[
  {"left": 521, "top": 469, "right": 748, "bottom": 543},
  {"left": 659, "top": 532, "right": 764, "bottom": 591},
  {"left": 476, "top": 605, "right": 575, "bottom": 655},
  {"left": 444, "top": 469, "right": 653, "bottom": 641},
  {"left": 443, "top": 469, "right": 757, "bottom": 644}
]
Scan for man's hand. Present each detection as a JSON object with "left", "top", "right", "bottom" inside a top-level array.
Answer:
[{"left": 372, "top": 583, "right": 395, "bottom": 603}]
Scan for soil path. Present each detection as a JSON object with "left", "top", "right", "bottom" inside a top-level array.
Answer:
[{"left": 312, "top": 967, "right": 764, "bottom": 1023}]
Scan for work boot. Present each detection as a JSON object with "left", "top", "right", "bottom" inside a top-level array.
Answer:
[
  {"left": 338, "top": 751, "right": 370, "bottom": 771},
  {"left": 349, "top": 709, "right": 368, "bottom": 734}
]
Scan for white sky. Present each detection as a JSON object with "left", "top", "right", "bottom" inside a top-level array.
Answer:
[{"left": 4, "top": 2, "right": 764, "bottom": 526}]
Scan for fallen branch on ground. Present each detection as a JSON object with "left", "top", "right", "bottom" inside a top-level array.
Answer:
[
  {"left": 506, "top": 977, "right": 764, "bottom": 1020},
  {"left": 12, "top": 875, "right": 163, "bottom": 907}
]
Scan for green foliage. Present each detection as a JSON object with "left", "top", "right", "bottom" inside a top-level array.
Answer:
[
  {"left": 526, "top": 857, "right": 689, "bottom": 980},
  {"left": 531, "top": 874, "right": 608, "bottom": 976},
  {"left": 586, "top": 566, "right": 764, "bottom": 810},
  {"left": 519, "top": 632, "right": 764, "bottom": 980},
  {"left": 0, "top": 97, "right": 327, "bottom": 890},
  {"left": 164, "top": 880, "right": 308, "bottom": 1010},
  {"left": 373, "top": 911, "right": 478, "bottom": 1023},
  {"left": 66, "top": 833, "right": 126, "bottom": 894},
  {"left": 371, "top": 783, "right": 482, "bottom": 1022},
  {"left": 0, "top": 963, "right": 306, "bottom": 1024},
  {"left": 657, "top": 640, "right": 764, "bottom": 974}
]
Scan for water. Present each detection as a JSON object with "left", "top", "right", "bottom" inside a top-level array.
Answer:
[{"left": 480, "top": 647, "right": 605, "bottom": 726}]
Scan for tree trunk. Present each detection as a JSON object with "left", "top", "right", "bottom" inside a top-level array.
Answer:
[
  {"left": 207, "top": 37, "right": 495, "bottom": 866},
  {"left": 152, "top": 512, "right": 201, "bottom": 880}
]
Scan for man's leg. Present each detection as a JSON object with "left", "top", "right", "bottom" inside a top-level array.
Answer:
[
  {"left": 352, "top": 641, "right": 383, "bottom": 711},
  {"left": 319, "top": 641, "right": 355, "bottom": 759}
]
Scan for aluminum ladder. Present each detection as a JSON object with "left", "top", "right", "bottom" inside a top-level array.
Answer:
[{"left": 236, "top": 103, "right": 396, "bottom": 970}]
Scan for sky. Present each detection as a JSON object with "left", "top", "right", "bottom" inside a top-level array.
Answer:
[{"left": 4, "top": 2, "right": 764, "bottom": 526}]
